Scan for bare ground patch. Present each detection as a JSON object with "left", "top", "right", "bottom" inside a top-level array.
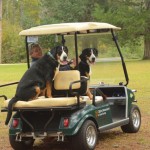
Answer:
[{"left": 0, "top": 113, "right": 150, "bottom": 150}]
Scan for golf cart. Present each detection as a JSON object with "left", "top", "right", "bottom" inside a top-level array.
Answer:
[{"left": 1, "top": 22, "right": 141, "bottom": 150}]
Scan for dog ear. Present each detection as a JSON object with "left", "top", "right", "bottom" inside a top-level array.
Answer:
[
  {"left": 93, "top": 48, "right": 98, "bottom": 57},
  {"left": 79, "top": 48, "right": 88, "bottom": 61},
  {"left": 48, "top": 55, "right": 58, "bottom": 68},
  {"left": 50, "top": 47, "right": 57, "bottom": 59},
  {"left": 64, "top": 46, "right": 68, "bottom": 54},
  {"left": 79, "top": 52, "right": 85, "bottom": 60},
  {"left": 82, "top": 48, "right": 88, "bottom": 55}
]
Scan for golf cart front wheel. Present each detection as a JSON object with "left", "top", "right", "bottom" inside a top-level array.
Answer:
[
  {"left": 69, "top": 120, "right": 98, "bottom": 150},
  {"left": 9, "top": 135, "right": 34, "bottom": 150},
  {"left": 121, "top": 104, "right": 141, "bottom": 133}
]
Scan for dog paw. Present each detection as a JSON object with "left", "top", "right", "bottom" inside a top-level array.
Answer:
[{"left": 46, "top": 95, "right": 52, "bottom": 98}]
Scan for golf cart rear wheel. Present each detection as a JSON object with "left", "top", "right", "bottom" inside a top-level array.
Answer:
[
  {"left": 121, "top": 104, "right": 141, "bottom": 133},
  {"left": 70, "top": 120, "right": 98, "bottom": 150},
  {"left": 9, "top": 135, "right": 34, "bottom": 150}
]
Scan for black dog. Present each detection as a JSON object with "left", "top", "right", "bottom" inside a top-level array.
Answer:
[
  {"left": 51, "top": 45, "right": 68, "bottom": 65},
  {"left": 5, "top": 51, "right": 58, "bottom": 125},
  {"left": 79, "top": 48, "right": 98, "bottom": 78},
  {"left": 50, "top": 45, "right": 73, "bottom": 71},
  {"left": 78, "top": 48, "right": 107, "bottom": 100}
]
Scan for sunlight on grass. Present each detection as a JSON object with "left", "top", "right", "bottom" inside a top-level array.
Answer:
[
  {"left": 91, "top": 60, "right": 150, "bottom": 114},
  {"left": 0, "top": 64, "right": 27, "bottom": 104},
  {"left": 0, "top": 64, "right": 27, "bottom": 84},
  {"left": 0, "top": 60, "right": 150, "bottom": 149},
  {"left": 0, "top": 60, "right": 150, "bottom": 114}
]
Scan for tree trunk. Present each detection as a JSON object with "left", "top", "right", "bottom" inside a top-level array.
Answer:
[
  {"left": 20, "top": 0, "right": 23, "bottom": 27},
  {"left": 0, "top": 0, "right": 2, "bottom": 63},
  {"left": 143, "top": 0, "right": 150, "bottom": 59},
  {"left": 143, "top": 36, "right": 150, "bottom": 59}
]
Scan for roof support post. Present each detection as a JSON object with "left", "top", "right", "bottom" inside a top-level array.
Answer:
[
  {"left": 61, "top": 35, "right": 66, "bottom": 46},
  {"left": 74, "top": 32, "right": 79, "bottom": 70},
  {"left": 111, "top": 29, "right": 129, "bottom": 86},
  {"left": 25, "top": 36, "right": 30, "bottom": 69}
]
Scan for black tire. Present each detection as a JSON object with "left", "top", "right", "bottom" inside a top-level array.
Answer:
[
  {"left": 9, "top": 135, "right": 34, "bottom": 150},
  {"left": 121, "top": 104, "right": 141, "bottom": 133},
  {"left": 69, "top": 120, "right": 98, "bottom": 150}
]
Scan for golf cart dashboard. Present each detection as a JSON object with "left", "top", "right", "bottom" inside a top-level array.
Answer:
[
  {"left": 90, "top": 85, "right": 126, "bottom": 105},
  {"left": 90, "top": 85, "right": 126, "bottom": 98}
]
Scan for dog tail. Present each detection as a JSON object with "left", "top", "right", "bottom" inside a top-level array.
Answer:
[{"left": 5, "top": 97, "right": 18, "bottom": 125}]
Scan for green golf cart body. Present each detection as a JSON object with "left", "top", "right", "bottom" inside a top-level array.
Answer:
[{"left": 1, "top": 22, "right": 141, "bottom": 150}]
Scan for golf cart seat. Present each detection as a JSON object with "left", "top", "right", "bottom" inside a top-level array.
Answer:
[
  {"left": 3, "top": 70, "right": 89, "bottom": 109},
  {"left": 52, "top": 70, "right": 88, "bottom": 97}
]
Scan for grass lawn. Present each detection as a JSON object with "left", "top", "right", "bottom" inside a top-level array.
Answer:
[
  {"left": 0, "top": 64, "right": 27, "bottom": 99},
  {"left": 0, "top": 60, "right": 150, "bottom": 149}
]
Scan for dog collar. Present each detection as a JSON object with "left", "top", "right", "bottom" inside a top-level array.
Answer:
[
  {"left": 47, "top": 51, "right": 55, "bottom": 59},
  {"left": 53, "top": 64, "right": 60, "bottom": 80}
]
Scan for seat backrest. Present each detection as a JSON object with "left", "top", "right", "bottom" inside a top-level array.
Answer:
[{"left": 54, "top": 70, "right": 81, "bottom": 90}]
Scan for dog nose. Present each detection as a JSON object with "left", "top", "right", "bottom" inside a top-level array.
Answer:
[
  {"left": 92, "top": 57, "right": 95, "bottom": 62},
  {"left": 63, "top": 56, "right": 67, "bottom": 60}
]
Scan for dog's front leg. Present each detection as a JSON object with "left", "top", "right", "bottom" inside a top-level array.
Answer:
[
  {"left": 85, "top": 73, "right": 92, "bottom": 99},
  {"left": 39, "top": 88, "right": 46, "bottom": 97},
  {"left": 32, "top": 86, "right": 41, "bottom": 100},
  {"left": 86, "top": 88, "right": 93, "bottom": 100},
  {"left": 46, "top": 81, "right": 52, "bottom": 98},
  {"left": 85, "top": 72, "right": 90, "bottom": 78}
]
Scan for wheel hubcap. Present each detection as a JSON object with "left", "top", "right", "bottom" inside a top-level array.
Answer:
[
  {"left": 86, "top": 125, "right": 96, "bottom": 148},
  {"left": 132, "top": 109, "right": 140, "bottom": 128}
]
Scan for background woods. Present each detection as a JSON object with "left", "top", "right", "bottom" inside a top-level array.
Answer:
[{"left": 1, "top": 0, "right": 150, "bottom": 63}]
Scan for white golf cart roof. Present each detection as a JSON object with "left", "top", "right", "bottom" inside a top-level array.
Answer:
[{"left": 19, "top": 22, "right": 121, "bottom": 36}]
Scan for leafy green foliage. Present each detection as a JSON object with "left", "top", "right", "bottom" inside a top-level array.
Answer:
[
  {"left": 2, "top": 0, "right": 40, "bottom": 63},
  {"left": 1, "top": 0, "right": 150, "bottom": 62},
  {"left": 93, "top": 0, "right": 150, "bottom": 59},
  {"left": 40, "top": 0, "right": 96, "bottom": 23},
  {"left": 2, "top": 20, "right": 25, "bottom": 63}
]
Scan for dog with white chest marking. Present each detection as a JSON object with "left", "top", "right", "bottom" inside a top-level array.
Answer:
[
  {"left": 78, "top": 48, "right": 106, "bottom": 100},
  {"left": 50, "top": 45, "right": 73, "bottom": 71},
  {"left": 5, "top": 45, "right": 69, "bottom": 125},
  {"left": 79, "top": 48, "right": 98, "bottom": 78},
  {"left": 50, "top": 45, "right": 68, "bottom": 65}
]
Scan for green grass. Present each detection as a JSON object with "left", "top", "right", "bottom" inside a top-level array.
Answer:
[
  {"left": 91, "top": 60, "right": 150, "bottom": 114},
  {"left": 0, "top": 64, "right": 27, "bottom": 84},
  {"left": 0, "top": 60, "right": 150, "bottom": 149},
  {"left": 0, "top": 60, "right": 150, "bottom": 114},
  {"left": 0, "top": 64, "right": 27, "bottom": 101}
]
